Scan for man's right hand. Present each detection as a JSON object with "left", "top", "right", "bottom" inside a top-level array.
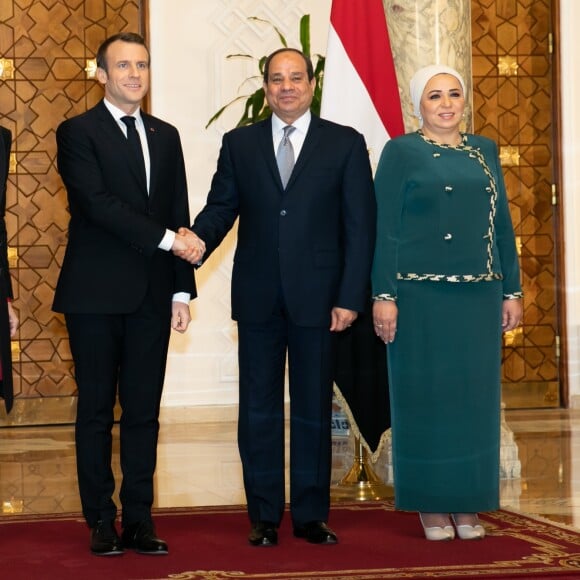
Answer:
[{"left": 172, "top": 228, "right": 206, "bottom": 264}]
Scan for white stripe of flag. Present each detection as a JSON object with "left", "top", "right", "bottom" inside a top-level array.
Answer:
[{"left": 321, "top": 0, "right": 405, "bottom": 170}]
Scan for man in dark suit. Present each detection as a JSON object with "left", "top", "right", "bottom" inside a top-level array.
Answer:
[
  {"left": 53, "top": 33, "right": 202, "bottom": 557},
  {"left": 0, "top": 126, "right": 19, "bottom": 414},
  {"left": 178, "top": 48, "right": 376, "bottom": 546}
]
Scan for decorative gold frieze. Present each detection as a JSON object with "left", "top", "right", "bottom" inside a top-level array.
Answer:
[
  {"left": 498, "top": 56, "right": 518, "bottom": 76},
  {"left": 11, "top": 339, "right": 20, "bottom": 362},
  {"left": 7, "top": 246, "right": 17, "bottom": 269},
  {"left": 9, "top": 152, "right": 16, "bottom": 174},
  {"left": 85, "top": 59, "right": 97, "bottom": 79},
  {"left": 500, "top": 146, "right": 520, "bottom": 167},
  {"left": 504, "top": 326, "right": 523, "bottom": 347},
  {"left": 0, "top": 58, "right": 15, "bottom": 80}
]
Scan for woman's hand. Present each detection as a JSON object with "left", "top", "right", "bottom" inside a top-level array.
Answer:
[
  {"left": 502, "top": 298, "right": 523, "bottom": 332},
  {"left": 7, "top": 301, "right": 18, "bottom": 338},
  {"left": 373, "top": 300, "right": 398, "bottom": 344}
]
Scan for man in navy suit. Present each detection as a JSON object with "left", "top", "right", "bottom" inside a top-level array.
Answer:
[
  {"left": 53, "top": 33, "right": 202, "bottom": 556},
  {"left": 179, "top": 48, "right": 376, "bottom": 546}
]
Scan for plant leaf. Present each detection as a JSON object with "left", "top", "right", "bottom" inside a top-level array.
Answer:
[
  {"left": 205, "top": 95, "right": 251, "bottom": 129},
  {"left": 250, "top": 89, "right": 266, "bottom": 123},
  {"left": 248, "top": 16, "right": 288, "bottom": 47},
  {"left": 300, "top": 15, "right": 311, "bottom": 57},
  {"left": 258, "top": 56, "right": 267, "bottom": 78},
  {"left": 225, "top": 53, "right": 253, "bottom": 60}
]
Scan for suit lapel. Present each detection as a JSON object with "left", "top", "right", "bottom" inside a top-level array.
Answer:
[
  {"left": 256, "top": 116, "right": 324, "bottom": 192},
  {"left": 258, "top": 119, "right": 283, "bottom": 189},
  {"left": 142, "top": 114, "right": 158, "bottom": 202},
  {"left": 284, "top": 115, "right": 323, "bottom": 191}
]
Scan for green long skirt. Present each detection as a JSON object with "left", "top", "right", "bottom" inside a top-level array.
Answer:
[{"left": 387, "top": 280, "right": 503, "bottom": 513}]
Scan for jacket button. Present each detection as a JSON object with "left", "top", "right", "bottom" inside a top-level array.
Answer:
[
  {"left": 444, "top": 233, "right": 453, "bottom": 240},
  {"left": 280, "top": 210, "right": 287, "bottom": 216},
  {"left": 445, "top": 185, "right": 453, "bottom": 192}
]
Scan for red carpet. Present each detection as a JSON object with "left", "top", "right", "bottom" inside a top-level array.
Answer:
[{"left": 2, "top": 501, "right": 580, "bottom": 579}]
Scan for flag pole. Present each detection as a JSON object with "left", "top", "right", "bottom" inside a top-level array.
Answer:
[
  {"left": 331, "top": 436, "right": 393, "bottom": 502},
  {"left": 323, "top": 0, "right": 404, "bottom": 504}
]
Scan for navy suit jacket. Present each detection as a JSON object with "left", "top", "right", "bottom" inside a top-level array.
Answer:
[
  {"left": 53, "top": 100, "right": 195, "bottom": 315},
  {"left": 192, "top": 115, "right": 376, "bottom": 327}
]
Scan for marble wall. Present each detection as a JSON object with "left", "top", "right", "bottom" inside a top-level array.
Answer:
[{"left": 384, "top": 0, "right": 472, "bottom": 131}]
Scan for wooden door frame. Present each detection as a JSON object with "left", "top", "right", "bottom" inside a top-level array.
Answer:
[{"left": 551, "top": 0, "right": 568, "bottom": 407}]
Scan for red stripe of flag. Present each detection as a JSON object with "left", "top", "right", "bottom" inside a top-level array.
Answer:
[{"left": 329, "top": 0, "right": 404, "bottom": 137}]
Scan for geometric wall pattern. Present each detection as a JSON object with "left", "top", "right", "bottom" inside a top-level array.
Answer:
[
  {"left": 0, "top": 0, "right": 143, "bottom": 424},
  {"left": 471, "top": 0, "right": 560, "bottom": 408}
]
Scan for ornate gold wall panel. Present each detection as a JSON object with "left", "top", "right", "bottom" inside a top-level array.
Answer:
[
  {"left": 0, "top": 0, "right": 144, "bottom": 425},
  {"left": 472, "top": 0, "right": 560, "bottom": 408}
]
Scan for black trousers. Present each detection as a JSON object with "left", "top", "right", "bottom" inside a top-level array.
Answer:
[
  {"left": 237, "top": 303, "right": 336, "bottom": 527},
  {"left": 66, "top": 293, "right": 171, "bottom": 528}
]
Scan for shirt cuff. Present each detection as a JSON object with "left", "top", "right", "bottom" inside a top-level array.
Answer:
[
  {"left": 172, "top": 292, "right": 190, "bottom": 304},
  {"left": 159, "top": 229, "right": 175, "bottom": 252}
]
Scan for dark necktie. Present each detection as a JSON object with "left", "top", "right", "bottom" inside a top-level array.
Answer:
[
  {"left": 276, "top": 125, "right": 296, "bottom": 188},
  {"left": 121, "top": 115, "right": 147, "bottom": 184}
]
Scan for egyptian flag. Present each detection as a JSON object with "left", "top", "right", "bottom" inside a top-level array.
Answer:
[{"left": 321, "top": 0, "right": 404, "bottom": 460}]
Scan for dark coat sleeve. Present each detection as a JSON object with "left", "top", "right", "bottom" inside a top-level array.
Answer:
[{"left": 0, "top": 126, "right": 15, "bottom": 413}]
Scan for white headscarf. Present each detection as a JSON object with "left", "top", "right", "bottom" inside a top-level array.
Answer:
[{"left": 410, "top": 64, "right": 466, "bottom": 119}]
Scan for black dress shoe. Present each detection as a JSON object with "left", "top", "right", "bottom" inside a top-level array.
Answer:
[
  {"left": 122, "top": 521, "right": 168, "bottom": 555},
  {"left": 293, "top": 521, "right": 338, "bottom": 544},
  {"left": 90, "top": 520, "right": 124, "bottom": 556},
  {"left": 249, "top": 521, "right": 278, "bottom": 546}
]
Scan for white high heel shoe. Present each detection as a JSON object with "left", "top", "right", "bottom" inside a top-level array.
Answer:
[
  {"left": 419, "top": 514, "right": 455, "bottom": 541},
  {"left": 451, "top": 514, "right": 485, "bottom": 540}
]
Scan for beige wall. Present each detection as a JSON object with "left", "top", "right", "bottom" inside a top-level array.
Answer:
[{"left": 560, "top": 0, "right": 580, "bottom": 407}]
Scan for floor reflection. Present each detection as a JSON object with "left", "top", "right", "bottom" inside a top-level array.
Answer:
[{"left": 0, "top": 408, "right": 578, "bottom": 529}]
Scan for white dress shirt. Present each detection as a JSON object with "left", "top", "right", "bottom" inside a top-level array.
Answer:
[{"left": 271, "top": 110, "right": 311, "bottom": 161}]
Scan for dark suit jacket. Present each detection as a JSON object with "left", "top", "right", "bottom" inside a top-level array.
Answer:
[
  {"left": 192, "top": 114, "right": 376, "bottom": 326},
  {"left": 0, "top": 127, "right": 15, "bottom": 413},
  {"left": 53, "top": 100, "right": 195, "bottom": 315}
]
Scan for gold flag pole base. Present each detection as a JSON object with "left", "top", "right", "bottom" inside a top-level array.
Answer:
[{"left": 331, "top": 436, "right": 394, "bottom": 502}]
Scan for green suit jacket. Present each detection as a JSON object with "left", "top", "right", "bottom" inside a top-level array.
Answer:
[{"left": 372, "top": 131, "right": 522, "bottom": 299}]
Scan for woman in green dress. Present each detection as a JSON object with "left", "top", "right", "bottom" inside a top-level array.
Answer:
[{"left": 371, "top": 65, "right": 523, "bottom": 541}]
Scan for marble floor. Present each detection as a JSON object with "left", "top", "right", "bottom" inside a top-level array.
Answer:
[{"left": 0, "top": 407, "right": 579, "bottom": 530}]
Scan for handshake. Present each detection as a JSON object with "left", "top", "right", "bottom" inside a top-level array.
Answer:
[{"left": 171, "top": 227, "right": 206, "bottom": 264}]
